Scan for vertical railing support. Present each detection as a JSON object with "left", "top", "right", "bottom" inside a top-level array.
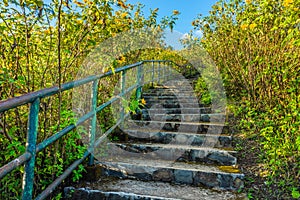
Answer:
[
  {"left": 136, "top": 64, "right": 142, "bottom": 100},
  {"left": 158, "top": 61, "right": 161, "bottom": 84},
  {"left": 163, "top": 61, "right": 168, "bottom": 82},
  {"left": 162, "top": 61, "right": 164, "bottom": 82},
  {"left": 89, "top": 80, "right": 99, "bottom": 166},
  {"left": 120, "top": 70, "right": 126, "bottom": 127},
  {"left": 168, "top": 61, "right": 172, "bottom": 80},
  {"left": 151, "top": 61, "right": 155, "bottom": 87},
  {"left": 22, "top": 98, "right": 40, "bottom": 200}
]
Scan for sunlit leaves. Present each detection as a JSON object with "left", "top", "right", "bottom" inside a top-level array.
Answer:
[
  {"left": 195, "top": 0, "right": 300, "bottom": 198},
  {"left": 0, "top": 0, "right": 179, "bottom": 198}
]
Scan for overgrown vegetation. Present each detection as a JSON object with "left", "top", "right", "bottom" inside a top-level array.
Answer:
[
  {"left": 0, "top": 0, "right": 181, "bottom": 199},
  {"left": 2, "top": 0, "right": 298, "bottom": 199},
  {"left": 193, "top": 0, "right": 299, "bottom": 198}
]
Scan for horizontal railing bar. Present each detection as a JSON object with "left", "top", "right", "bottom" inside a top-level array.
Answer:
[
  {"left": 0, "top": 75, "right": 163, "bottom": 180},
  {"left": 35, "top": 114, "right": 129, "bottom": 200},
  {"left": 35, "top": 86, "right": 135, "bottom": 153},
  {"left": 35, "top": 125, "right": 76, "bottom": 153},
  {"left": 2, "top": 84, "right": 140, "bottom": 175},
  {"left": 0, "top": 152, "right": 31, "bottom": 179},
  {"left": 0, "top": 59, "right": 179, "bottom": 200},
  {"left": 0, "top": 61, "right": 146, "bottom": 113},
  {"left": 35, "top": 151, "right": 90, "bottom": 200}
]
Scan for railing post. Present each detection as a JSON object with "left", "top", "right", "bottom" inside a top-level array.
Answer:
[
  {"left": 151, "top": 61, "right": 155, "bottom": 87},
  {"left": 89, "top": 80, "right": 99, "bottom": 166},
  {"left": 158, "top": 61, "right": 161, "bottom": 84},
  {"left": 162, "top": 61, "right": 166, "bottom": 82},
  {"left": 120, "top": 70, "right": 126, "bottom": 127},
  {"left": 22, "top": 98, "right": 40, "bottom": 200},
  {"left": 168, "top": 61, "right": 172, "bottom": 80},
  {"left": 136, "top": 64, "right": 142, "bottom": 100}
]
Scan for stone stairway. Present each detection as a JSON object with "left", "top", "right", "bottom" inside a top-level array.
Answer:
[{"left": 64, "top": 78, "right": 245, "bottom": 200}]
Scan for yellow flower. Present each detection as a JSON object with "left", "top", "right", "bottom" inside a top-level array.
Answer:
[
  {"left": 241, "top": 24, "right": 248, "bottom": 30},
  {"left": 245, "top": 0, "right": 251, "bottom": 4},
  {"left": 283, "top": 0, "right": 293, "bottom": 7},
  {"left": 118, "top": 56, "right": 126, "bottom": 64},
  {"left": 249, "top": 23, "right": 257, "bottom": 30},
  {"left": 141, "top": 98, "right": 146, "bottom": 105},
  {"left": 121, "top": 12, "right": 128, "bottom": 18},
  {"left": 44, "top": 29, "right": 50, "bottom": 34}
]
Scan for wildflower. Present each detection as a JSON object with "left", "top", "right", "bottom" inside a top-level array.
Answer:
[
  {"left": 141, "top": 98, "right": 146, "bottom": 105},
  {"left": 241, "top": 24, "right": 248, "bottom": 30},
  {"left": 121, "top": 12, "right": 128, "bottom": 18},
  {"left": 118, "top": 56, "right": 126, "bottom": 64},
  {"left": 245, "top": 0, "right": 251, "bottom": 4},
  {"left": 283, "top": 0, "right": 293, "bottom": 7},
  {"left": 249, "top": 23, "right": 257, "bottom": 30}
]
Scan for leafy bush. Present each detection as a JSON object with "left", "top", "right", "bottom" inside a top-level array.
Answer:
[
  {"left": 193, "top": 0, "right": 300, "bottom": 198},
  {"left": 0, "top": 0, "right": 179, "bottom": 199}
]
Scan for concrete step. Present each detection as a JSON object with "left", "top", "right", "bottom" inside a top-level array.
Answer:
[
  {"left": 143, "top": 98, "right": 200, "bottom": 104},
  {"left": 112, "top": 142, "right": 237, "bottom": 165},
  {"left": 145, "top": 102, "right": 203, "bottom": 109},
  {"left": 125, "top": 120, "right": 229, "bottom": 134},
  {"left": 143, "top": 94, "right": 196, "bottom": 99},
  {"left": 141, "top": 107, "right": 217, "bottom": 114},
  {"left": 143, "top": 95, "right": 196, "bottom": 99},
  {"left": 96, "top": 158, "right": 244, "bottom": 191},
  {"left": 143, "top": 90, "right": 195, "bottom": 95},
  {"left": 142, "top": 113, "right": 226, "bottom": 122},
  {"left": 125, "top": 129, "right": 233, "bottom": 148},
  {"left": 153, "top": 86, "right": 193, "bottom": 90},
  {"left": 64, "top": 179, "right": 247, "bottom": 200}
]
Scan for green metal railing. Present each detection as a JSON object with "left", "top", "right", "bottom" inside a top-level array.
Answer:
[{"left": 0, "top": 60, "right": 177, "bottom": 200}]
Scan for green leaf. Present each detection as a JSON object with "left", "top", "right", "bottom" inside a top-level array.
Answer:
[{"left": 292, "top": 188, "right": 300, "bottom": 199}]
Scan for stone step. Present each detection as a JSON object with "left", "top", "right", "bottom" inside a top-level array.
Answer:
[
  {"left": 96, "top": 158, "right": 244, "bottom": 191},
  {"left": 125, "top": 120, "right": 229, "bottom": 134},
  {"left": 143, "top": 95, "right": 196, "bottom": 99},
  {"left": 141, "top": 107, "right": 217, "bottom": 114},
  {"left": 153, "top": 85, "right": 193, "bottom": 89},
  {"left": 64, "top": 179, "right": 247, "bottom": 200},
  {"left": 143, "top": 99, "right": 200, "bottom": 104},
  {"left": 145, "top": 102, "right": 202, "bottom": 109},
  {"left": 111, "top": 142, "right": 237, "bottom": 165},
  {"left": 125, "top": 129, "right": 233, "bottom": 148},
  {"left": 143, "top": 89, "right": 194, "bottom": 94},
  {"left": 143, "top": 94, "right": 196, "bottom": 99},
  {"left": 142, "top": 113, "right": 226, "bottom": 122}
]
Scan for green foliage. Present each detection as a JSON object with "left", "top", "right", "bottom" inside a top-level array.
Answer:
[
  {"left": 195, "top": 77, "right": 211, "bottom": 105},
  {"left": 193, "top": 0, "right": 300, "bottom": 198},
  {"left": 0, "top": 0, "right": 178, "bottom": 199},
  {"left": 292, "top": 188, "right": 300, "bottom": 199}
]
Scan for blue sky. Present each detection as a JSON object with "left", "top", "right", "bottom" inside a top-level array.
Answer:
[{"left": 127, "top": 0, "right": 219, "bottom": 34}]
